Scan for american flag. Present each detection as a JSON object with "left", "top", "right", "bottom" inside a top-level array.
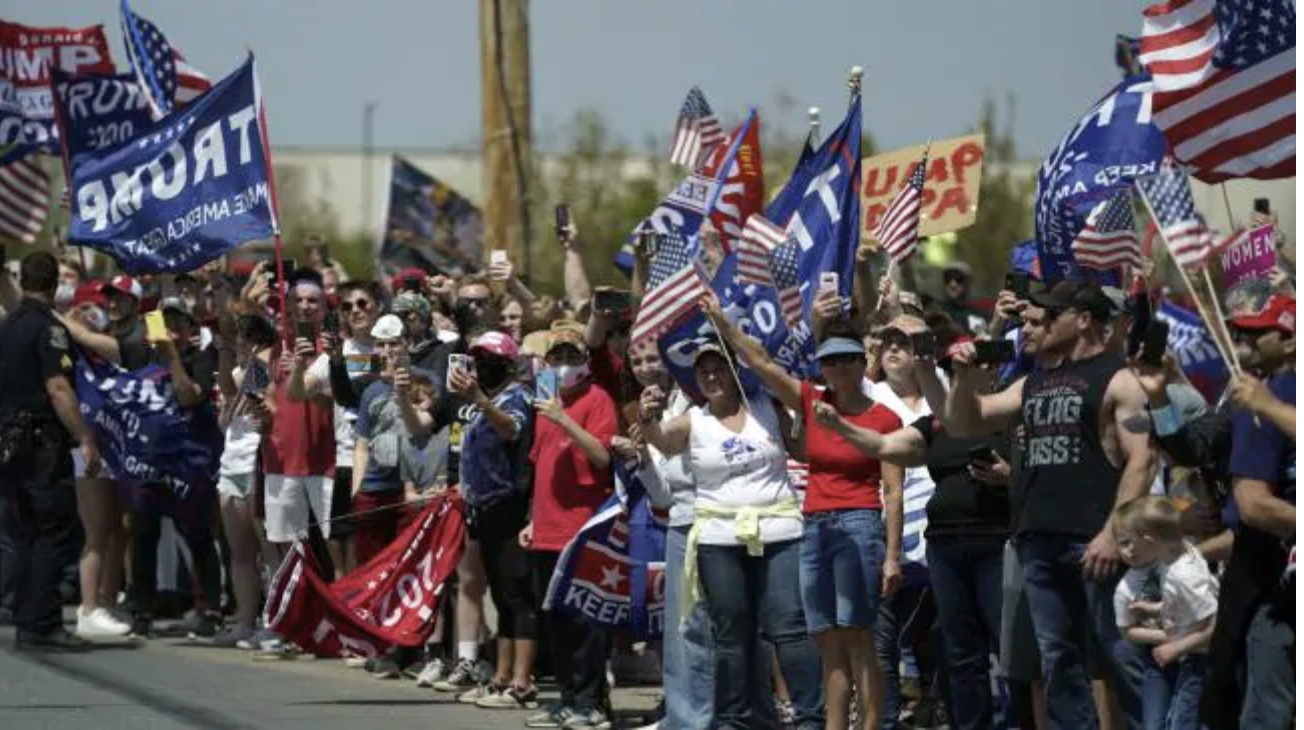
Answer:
[
  {"left": 669, "top": 87, "right": 725, "bottom": 169},
  {"left": 1135, "top": 161, "right": 1216, "bottom": 268},
  {"left": 1072, "top": 188, "right": 1142, "bottom": 270},
  {"left": 121, "top": 0, "right": 213, "bottom": 118},
  {"left": 874, "top": 151, "right": 928, "bottom": 264},
  {"left": 1138, "top": 0, "right": 1295, "bottom": 182},
  {"left": 0, "top": 152, "right": 51, "bottom": 245},
  {"left": 630, "top": 230, "right": 708, "bottom": 350},
  {"left": 769, "top": 239, "right": 805, "bottom": 330},
  {"left": 736, "top": 214, "right": 788, "bottom": 286}
]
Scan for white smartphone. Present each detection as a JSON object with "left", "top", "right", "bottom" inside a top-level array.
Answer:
[
  {"left": 447, "top": 353, "right": 470, "bottom": 391},
  {"left": 490, "top": 250, "right": 508, "bottom": 266},
  {"left": 819, "top": 271, "right": 839, "bottom": 293}
]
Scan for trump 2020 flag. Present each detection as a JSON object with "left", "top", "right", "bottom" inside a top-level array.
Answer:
[
  {"left": 52, "top": 69, "right": 154, "bottom": 157},
  {"left": 1035, "top": 74, "right": 1167, "bottom": 284},
  {"left": 717, "top": 92, "right": 863, "bottom": 377},
  {"left": 1154, "top": 299, "right": 1230, "bottom": 403},
  {"left": 543, "top": 460, "right": 668, "bottom": 640},
  {"left": 60, "top": 55, "right": 275, "bottom": 274},
  {"left": 75, "top": 355, "right": 222, "bottom": 540}
]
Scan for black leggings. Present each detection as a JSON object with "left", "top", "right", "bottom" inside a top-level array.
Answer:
[
  {"left": 130, "top": 507, "right": 221, "bottom": 615},
  {"left": 472, "top": 493, "right": 537, "bottom": 640},
  {"left": 533, "top": 549, "right": 611, "bottom": 712}
]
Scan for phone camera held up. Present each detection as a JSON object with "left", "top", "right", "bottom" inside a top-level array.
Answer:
[
  {"left": 554, "top": 204, "right": 571, "bottom": 240},
  {"left": 1004, "top": 272, "right": 1031, "bottom": 301},
  {"left": 973, "top": 339, "right": 1016, "bottom": 366}
]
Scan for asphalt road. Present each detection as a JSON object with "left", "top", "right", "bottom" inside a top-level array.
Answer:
[{"left": 0, "top": 620, "right": 660, "bottom": 730}]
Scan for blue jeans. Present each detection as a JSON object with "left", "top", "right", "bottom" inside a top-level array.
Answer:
[
  {"left": 662, "top": 525, "right": 715, "bottom": 730},
  {"left": 1015, "top": 534, "right": 1145, "bottom": 730},
  {"left": 800, "top": 509, "right": 886, "bottom": 632},
  {"left": 1239, "top": 602, "right": 1295, "bottom": 727},
  {"left": 698, "top": 539, "right": 823, "bottom": 730},
  {"left": 928, "top": 540, "right": 1005, "bottom": 730}
]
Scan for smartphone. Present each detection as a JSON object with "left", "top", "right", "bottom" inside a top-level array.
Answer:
[
  {"left": 973, "top": 339, "right": 1016, "bottom": 365},
  {"left": 490, "top": 250, "right": 508, "bottom": 267},
  {"left": 819, "top": 271, "right": 839, "bottom": 293},
  {"left": 240, "top": 360, "right": 271, "bottom": 398},
  {"left": 0, "top": 243, "right": 6, "bottom": 267},
  {"left": 1254, "top": 197, "right": 1271, "bottom": 215},
  {"left": 594, "top": 289, "right": 632, "bottom": 312},
  {"left": 394, "top": 350, "right": 411, "bottom": 372},
  {"left": 536, "top": 367, "right": 558, "bottom": 401},
  {"left": 402, "top": 277, "right": 424, "bottom": 293},
  {"left": 554, "top": 204, "right": 571, "bottom": 237},
  {"left": 1139, "top": 320, "right": 1169, "bottom": 368},
  {"left": 446, "top": 353, "right": 470, "bottom": 390},
  {"left": 967, "top": 445, "right": 998, "bottom": 465},
  {"left": 294, "top": 318, "right": 317, "bottom": 344},
  {"left": 144, "top": 310, "right": 168, "bottom": 341},
  {"left": 911, "top": 331, "right": 938, "bottom": 359},
  {"left": 1004, "top": 272, "right": 1031, "bottom": 300}
]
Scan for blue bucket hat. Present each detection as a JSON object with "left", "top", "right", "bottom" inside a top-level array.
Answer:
[{"left": 815, "top": 336, "right": 866, "bottom": 361}]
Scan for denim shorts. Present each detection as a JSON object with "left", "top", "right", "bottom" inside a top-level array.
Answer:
[{"left": 799, "top": 508, "right": 886, "bottom": 633}]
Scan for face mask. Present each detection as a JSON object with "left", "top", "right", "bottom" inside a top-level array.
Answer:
[
  {"left": 55, "top": 283, "right": 75, "bottom": 308},
  {"left": 82, "top": 306, "right": 108, "bottom": 333},
  {"left": 476, "top": 359, "right": 514, "bottom": 391},
  {"left": 555, "top": 363, "right": 590, "bottom": 390}
]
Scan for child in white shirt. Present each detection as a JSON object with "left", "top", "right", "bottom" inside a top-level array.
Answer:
[{"left": 1113, "top": 496, "right": 1219, "bottom": 730}]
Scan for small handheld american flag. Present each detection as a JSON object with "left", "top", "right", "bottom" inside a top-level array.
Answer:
[
  {"left": 737, "top": 214, "right": 788, "bottom": 287},
  {"left": 669, "top": 87, "right": 725, "bottom": 169},
  {"left": 1072, "top": 188, "right": 1142, "bottom": 270},
  {"left": 1135, "top": 161, "right": 1215, "bottom": 269},
  {"left": 120, "top": 0, "right": 212, "bottom": 119},
  {"left": 769, "top": 239, "right": 806, "bottom": 331},
  {"left": 629, "top": 230, "right": 709, "bottom": 350},
  {"left": 874, "top": 149, "right": 928, "bottom": 264}
]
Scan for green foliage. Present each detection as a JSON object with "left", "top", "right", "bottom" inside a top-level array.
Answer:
[{"left": 268, "top": 163, "right": 375, "bottom": 279}]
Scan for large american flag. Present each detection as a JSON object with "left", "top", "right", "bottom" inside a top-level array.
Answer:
[
  {"left": 630, "top": 231, "right": 709, "bottom": 350},
  {"left": 0, "top": 152, "right": 51, "bottom": 245},
  {"left": 1135, "top": 161, "right": 1215, "bottom": 268},
  {"left": 1072, "top": 188, "right": 1142, "bottom": 270},
  {"left": 121, "top": 0, "right": 213, "bottom": 118},
  {"left": 736, "top": 214, "right": 788, "bottom": 286},
  {"left": 874, "top": 151, "right": 928, "bottom": 264},
  {"left": 669, "top": 87, "right": 725, "bottom": 169},
  {"left": 769, "top": 239, "right": 805, "bottom": 330},
  {"left": 1138, "top": 0, "right": 1295, "bottom": 182}
]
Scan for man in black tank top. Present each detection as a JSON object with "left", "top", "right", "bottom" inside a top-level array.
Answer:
[{"left": 944, "top": 281, "right": 1157, "bottom": 730}]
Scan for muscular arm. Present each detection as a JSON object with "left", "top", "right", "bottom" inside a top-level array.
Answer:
[
  {"left": 45, "top": 375, "right": 90, "bottom": 445},
  {"left": 828, "top": 418, "right": 928, "bottom": 467},
  {"left": 1234, "top": 478, "right": 1296, "bottom": 539},
  {"left": 1109, "top": 373, "right": 1160, "bottom": 512},
  {"left": 945, "top": 369, "right": 1022, "bottom": 438}
]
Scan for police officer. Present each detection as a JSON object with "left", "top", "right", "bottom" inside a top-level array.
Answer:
[{"left": 0, "top": 251, "right": 102, "bottom": 651}]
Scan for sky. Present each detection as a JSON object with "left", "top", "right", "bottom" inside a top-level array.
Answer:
[{"left": 27, "top": 1, "right": 1150, "bottom": 160}]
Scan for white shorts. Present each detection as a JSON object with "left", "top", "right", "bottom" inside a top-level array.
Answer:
[
  {"left": 263, "top": 474, "right": 333, "bottom": 543},
  {"left": 217, "top": 473, "right": 255, "bottom": 500}
]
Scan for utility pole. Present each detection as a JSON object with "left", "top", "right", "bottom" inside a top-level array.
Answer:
[
  {"left": 480, "top": 0, "right": 534, "bottom": 282},
  {"left": 362, "top": 102, "right": 377, "bottom": 247}
]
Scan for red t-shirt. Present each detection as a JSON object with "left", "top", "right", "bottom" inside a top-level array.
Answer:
[
  {"left": 529, "top": 381, "right": 619, "bottom": 551},
  {"left": 262, "top": 351, "right": 336, "bottom": 478},
  {"left": 800, "top": 381, "right": 902, "bottom": 513}
]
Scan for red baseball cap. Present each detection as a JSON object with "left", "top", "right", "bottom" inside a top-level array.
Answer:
[
  {"left": 72, "top": 281, "right": 108, "bottom": 309},
  {"left": 390, "top": 268, "right": 428, "bottom": 290},
  {"left": 100, "top": 274, "right": 142, "bottom": 299},
  {"left": 470, "top": 330, "right": 520, "bottom": 360},
  {"left": 1230, "top": 294, "right": 1295, "bottom": 335}
]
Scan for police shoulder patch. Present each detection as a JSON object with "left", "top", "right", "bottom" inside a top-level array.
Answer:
[{"left": 50, "top": 324, "right": 69, "bottom": 350}]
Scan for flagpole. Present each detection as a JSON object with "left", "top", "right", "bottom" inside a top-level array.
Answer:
[
  {"left": 1135, "top": 185, "right": 1240, "bottom": 375},
  {"left": 870, "top": 138, "right": 931, "bottom": 313},
  {"left": 250, "top": 53, "right": 290, "bottom": 341},
  {"left": 702, "top": 309, "right": 752, "bottom": 416},
  {"left": 807, "top": 106, "right": 821, "bottom": 148}
]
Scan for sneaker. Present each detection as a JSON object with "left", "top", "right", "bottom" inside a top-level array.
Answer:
[
  {"left": 236, "top": 627, "right": 279, "bottom": 651},
  {"left": 775, "top": 697, "right": 796, "bottom": 729},
  {"left": 414, "top": 657, "right": 445, "bottom": 687},
  {"left": 457, "top": 680, "right": 505, "bottom": 704},
  {"left": 16, "top": 629, "right": 92, "bottom": 653},
  {"left": 476, "top": 682, "right": 540, "bottom": 710},
  {"left": 180, "top": 611, "right": 221, "bottom": 639},
  {"left": 431, "top": 658, "right": 480, "bottom": 692},
  {"left": 525, "top": 704, "right": 576, "bottom": 728},
  {"left": 76, "top": 607, "right": 131, "bottom": 638},
  {"left": 344, "top": 655, "right": 371, "bottom": 669},
  {"left": 129, "top": 614, "right": 153, "bottom": 639},
  {"left": 211, "top": 626, "right": 255, "bottom": 648},
  {"left": 370, "top": 655, "right": 403, "bottom": 679},
  {"left": 562, "top": 708, "right": 612, "bottom": 730}
]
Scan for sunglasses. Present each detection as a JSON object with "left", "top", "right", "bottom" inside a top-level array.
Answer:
[{"left": 339, "top": 299, "right": 372, "bottom": 312}]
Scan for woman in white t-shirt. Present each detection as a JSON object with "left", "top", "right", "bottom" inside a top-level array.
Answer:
[
  {"left": 640, "top": 341, "right": 821, "bottom": 730},
  {"left": 213, "top": 312, "right": 275, "bottom": 646}
]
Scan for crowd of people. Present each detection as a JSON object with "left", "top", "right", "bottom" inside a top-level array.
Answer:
[{"left": 0, "top": 217, "right": 1294, "bottom": 730}]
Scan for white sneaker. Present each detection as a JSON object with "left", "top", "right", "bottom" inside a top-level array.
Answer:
[
  {"left": 415, "top": 658, "right": 445, "bottom": 687},
  {"left": 76, "top": 607, "right": 131, "bottom": 638}
]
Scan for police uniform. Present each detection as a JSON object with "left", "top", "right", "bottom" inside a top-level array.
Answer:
[{"left": 0, "top": 297, "right": 82, "bottom": 644}]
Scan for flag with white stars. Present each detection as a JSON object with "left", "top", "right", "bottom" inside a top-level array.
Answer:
[
  {"left": 1138, "top": 0, "right": 1295, "bottom": 182},
  {"left": 630, "top": 229, "right": 709, "bottom": 350},
  {"left": 1135, "top": 159, "right": 1215, "bottom": 269},
  {"left": 669, "top": 86, "right": 726, "bottom": 168},
  {"left": 875, "top": 149, "right": 928, "bottom": 264},
  {"left": 1071, "top": 187, "right": 1142, "bottom": 271},
  {"left": 769, "top": 239, "right": 805, "bottom": 330},
  {"left": 543, "top": 461, "right": 668, "bottom": 640},
  {"left": 120, "top": 0, "right": 212, "bottom": 119}
]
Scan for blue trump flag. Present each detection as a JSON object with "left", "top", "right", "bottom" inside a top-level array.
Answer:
[
  {"left": 1155, "top": 299, "right": 1230, "bottom": 405},
  {"left": 59, "top": 55, "right": 276, "bottom": 274},
  {"left": 52, "top": 68, "right": 154, "bottom": 157},
  {"left": 716, "top": 93, "right": 863, "bottom": 378},
  {"left": 75, "top": 355, "right": 222, "bottom": 539},
  {"left": 543, "top": 460, "right": 668, "bottom": 640},
  {"left": 1034, "top": 74, "right": 1166, "bottom": 284}
]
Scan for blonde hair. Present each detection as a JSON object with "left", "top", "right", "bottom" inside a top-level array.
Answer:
[{"left": 1114, "top": 496, "right": 1184, "bottom": 543}]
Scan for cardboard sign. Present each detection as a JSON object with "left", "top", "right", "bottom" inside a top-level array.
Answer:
[
  {"left": 861, "top": 134, "right": 985, "bottom": 240},
  {"left": 1218, "top": 224, "right": 1277, "bottom": 291}
]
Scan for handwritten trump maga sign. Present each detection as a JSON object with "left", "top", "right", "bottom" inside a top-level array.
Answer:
[
  {"left": 62, "top": 55, "right": 275, "bottom": 274},
  {"left": 861, "top": 134, "right": 985, "bottom": 240}
]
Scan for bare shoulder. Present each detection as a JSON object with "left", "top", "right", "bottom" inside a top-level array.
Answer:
[{"left": 1106, "top": 367, "right": 1148, "bottom": 410}]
